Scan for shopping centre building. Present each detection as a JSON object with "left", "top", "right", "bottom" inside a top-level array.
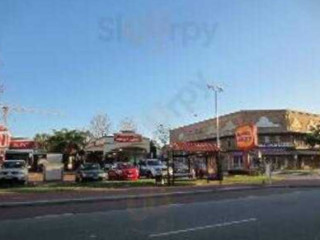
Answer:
[{"left": 170, "top": 109, "right": 320, "bottom": 170}]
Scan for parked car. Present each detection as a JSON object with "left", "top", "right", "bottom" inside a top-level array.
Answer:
[
  {"left": 0, "top": 160, "right": 28, "bottom": 184},
  {"left": 108, "top": 162, "right": 139, "bottom": 181},
  {"left": 75, "top": 163, "right": 106, "bottom": 182},
  {"left": 172, "top": 162, "right": 192, "bottom": 179},
  {"left": 103, "top": 163, "right": 114, "bottom": 172},
  {"left": 139, "top": 159, "right": 167, "bottom": 178}
]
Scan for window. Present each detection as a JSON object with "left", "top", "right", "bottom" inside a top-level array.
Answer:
[
  {"left": 264, "top": 136, "right": 270, "bottom": 143},
  {"left": 232, "top": 156, "right": 243, "bottom": 169}
]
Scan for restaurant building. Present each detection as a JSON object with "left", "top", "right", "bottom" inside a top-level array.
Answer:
[
  {"left": 85, "top": 131, "right": 153, "bottom": 165},
  {"left": 170, "top": 109, "right": 320, "bottom": 170}
]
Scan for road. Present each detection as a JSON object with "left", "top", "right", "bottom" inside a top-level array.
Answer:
[{"left": 1, "top": 188, "right": 320, "bottom": 240}]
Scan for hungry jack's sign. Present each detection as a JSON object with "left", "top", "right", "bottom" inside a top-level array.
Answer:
[{"left": 235, "top": 125, "right": 258, "bottom": 151}]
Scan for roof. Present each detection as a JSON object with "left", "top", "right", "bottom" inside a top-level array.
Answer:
[
  {"left": 171, "top": 109, "right": 320, "bottom": 132},
  {"left": 170, "top": 142, "right": 219, "bottom": 152}
]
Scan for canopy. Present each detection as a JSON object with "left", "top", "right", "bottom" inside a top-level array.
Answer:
[{"left": 170, "top": 142, "right": 219, "bottom": 153}]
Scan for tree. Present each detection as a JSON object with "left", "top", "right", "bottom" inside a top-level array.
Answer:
[
  {"left": 35, "top": 129, "right": 89, "bottom": 154},
  {"left": 47, "top": 129, "right": 89, "bottom": 154},
  {"left": 153, "top": 124, "right": 170, "bottom": 147},
  {"left": 34, "top": 133, "right": 50, "bottom": 151},
  {"left": 119, "top": 117, "right": 137, "bottom": 132},
  {"left": 306, "top": 125, "right": 320, "bottom": 148},
  {"left": 89, "top": 113, "right": 111, "bottom": 139}
]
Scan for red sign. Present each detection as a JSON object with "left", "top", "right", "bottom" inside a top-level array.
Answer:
[
  {"left": 0, "top": 126, "right": 11, "bottom": 148},
  {"left": 114, "top": 133, "right": 142, "bottom": 143},
  {"left": 235, "top": 125, "right": 258, "bottom": 151},
  {"left": 10, "top": 140, "right": 35, "bottom": 149}
]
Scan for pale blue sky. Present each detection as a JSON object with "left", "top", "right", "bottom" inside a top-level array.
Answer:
[{"left": 0, "top": 0, "right": 319, "bottom": 137}]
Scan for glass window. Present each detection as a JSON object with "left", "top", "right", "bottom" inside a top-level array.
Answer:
[
  {"left": 233, "top": 156, "right": 243, "bottom": 169},
  {"left": 264, "top": 136, "right": 270, "bottom": 143}
]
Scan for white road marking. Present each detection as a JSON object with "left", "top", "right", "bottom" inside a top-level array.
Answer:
[
  {"left": 168, "top": 203, "right": 184, "bottom": 208},
  {"left": 149, "top": 218, "right": 258, "bottom": 238},
  {"left": 33, "top": 213, "right": 74, "bottom": 220}
]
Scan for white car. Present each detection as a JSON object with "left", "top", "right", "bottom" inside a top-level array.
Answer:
[
  {"left": 139, "top": 159, "right": 167, "bottom": 178},
  {"left": 0, "top": 160, "right": 29, "bottom": 184}
]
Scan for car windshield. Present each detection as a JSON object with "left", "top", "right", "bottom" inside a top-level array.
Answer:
[
  {"left": 147, "top": 161, "right": 161, "bottom": 166},
  {"left": 118, "top": 163, "right": 134, "bottom": 169},
  {"left": 81, "top": 164, "right": 100, "bottom": 170},
  {"left": 2, "top": 161, "right": 25, "bottom": 169}
]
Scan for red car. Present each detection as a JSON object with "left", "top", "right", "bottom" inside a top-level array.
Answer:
[{"left": 108, "top": 163, "right": 139, "bottom": 181}]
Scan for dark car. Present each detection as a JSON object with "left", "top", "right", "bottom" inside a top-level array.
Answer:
[{"left": 75, "top": 163, "right": 106, "bottom": 183}]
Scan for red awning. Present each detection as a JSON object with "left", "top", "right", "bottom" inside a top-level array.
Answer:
[{"left": 170, "top": 142, "right": 219, "bottom": 152}]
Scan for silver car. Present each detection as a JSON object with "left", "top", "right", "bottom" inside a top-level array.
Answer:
[{"left": 0, "top": 160, "right": 29, "bottom": 184}]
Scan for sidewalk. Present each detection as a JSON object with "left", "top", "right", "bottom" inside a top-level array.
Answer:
[{"left": 1, "top": 178, "right": 320, "bottom": 208}]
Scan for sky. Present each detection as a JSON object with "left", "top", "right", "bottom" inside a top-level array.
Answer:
[{"left": 0, "top": 0, "right": 319, "bottom": 138}]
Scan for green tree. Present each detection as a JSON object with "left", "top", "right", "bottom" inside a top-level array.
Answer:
[
  {"left": 34, "top": 133, "right": 51, "bottom": 151},
  {"left": 306, "top": 125, "right": 320, "bottom": 148},
  {"left": 47, "top": 129, "right": 89, "bottom": 154},
  {"left": 34, "top": 129, "right": 89, "bottom": 154}
]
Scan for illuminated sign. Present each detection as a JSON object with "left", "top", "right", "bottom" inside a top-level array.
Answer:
[
  {"left": 235, "top": 125, "right": 258, "bottom": 151},
  {"left": 10, "top": 140, "right": 36, "bottom": 149},
  {"left": 114, "top": 133, "right": 142, "bottom": 143}
]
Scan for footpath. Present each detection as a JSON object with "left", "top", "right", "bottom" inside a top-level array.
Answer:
[{"left": 1, "top": 178, "right": 320, "bottom": 208}]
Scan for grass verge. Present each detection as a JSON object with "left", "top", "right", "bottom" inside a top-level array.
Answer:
[{"left": 0, "top": 175, "right": 282, "bottom": 194}]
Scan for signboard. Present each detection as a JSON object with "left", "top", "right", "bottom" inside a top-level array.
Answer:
[
  {"left": 0, "top": 126, "right": 11, "bottom": 148},
  {"left": 114, "top": 133, "right": 142, "bottom": 143},
  {"left": 235, "top": 125, "right": 258, "bottom": 151},
  {"left": 10, "top": 139, "right": 35, "bottom": 149},
  {"left": 170, "top": 142, "right": 219, "bottom": 152},
  {"left": 258, "top": 143, "right": 294, "bottom": 148}
]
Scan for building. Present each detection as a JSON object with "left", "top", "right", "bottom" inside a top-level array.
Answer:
[
  {"left": 170, "top": 109, "right": 320, "bottom": 171},
  {"left": 5, "top": 138, "right": 46, "bottom": 171},
  {"left": 85, "top": 131, "right": 153, "bottom": 165}
]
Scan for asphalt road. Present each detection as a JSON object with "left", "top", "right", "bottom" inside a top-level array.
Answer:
[{"left": 1, "top": 188, "right": 320, "bottom": 240}]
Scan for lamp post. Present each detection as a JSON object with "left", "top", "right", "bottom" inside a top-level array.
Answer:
[
  {"left": 207, "top": 84, "right": 224, "bottom": 181},
  {"left": 207, "top": 84, "right": 223, "bottom": 148}
]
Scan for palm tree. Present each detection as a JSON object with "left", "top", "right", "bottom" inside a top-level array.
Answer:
[
  {"left": 47, "top": 129, "right": 88, "bottom": 154},
  {"left": 34, "top": 133, "right": 51, "bottom": 151}
]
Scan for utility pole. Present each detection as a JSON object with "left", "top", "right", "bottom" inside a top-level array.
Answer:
[{"left": 207, "top": 84, "right": 224, "bottom": 181}]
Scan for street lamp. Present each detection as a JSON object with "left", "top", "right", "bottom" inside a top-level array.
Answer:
[
  {"left": 207, "top": 83, "right": 224, "bottom": 182},
  {"left": 207, "top": 84, "right": 224, "bottom": 148}
]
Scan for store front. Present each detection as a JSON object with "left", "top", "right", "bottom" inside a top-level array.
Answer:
[
  {"left": 171, "top": 110, "right": 320, "bottom": 171},
  {"left": 168, "top": 141, "right": 221, "bottom": 181},
  {"left": 85, "top": 131, "right": 151, "bottom": 165}
]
